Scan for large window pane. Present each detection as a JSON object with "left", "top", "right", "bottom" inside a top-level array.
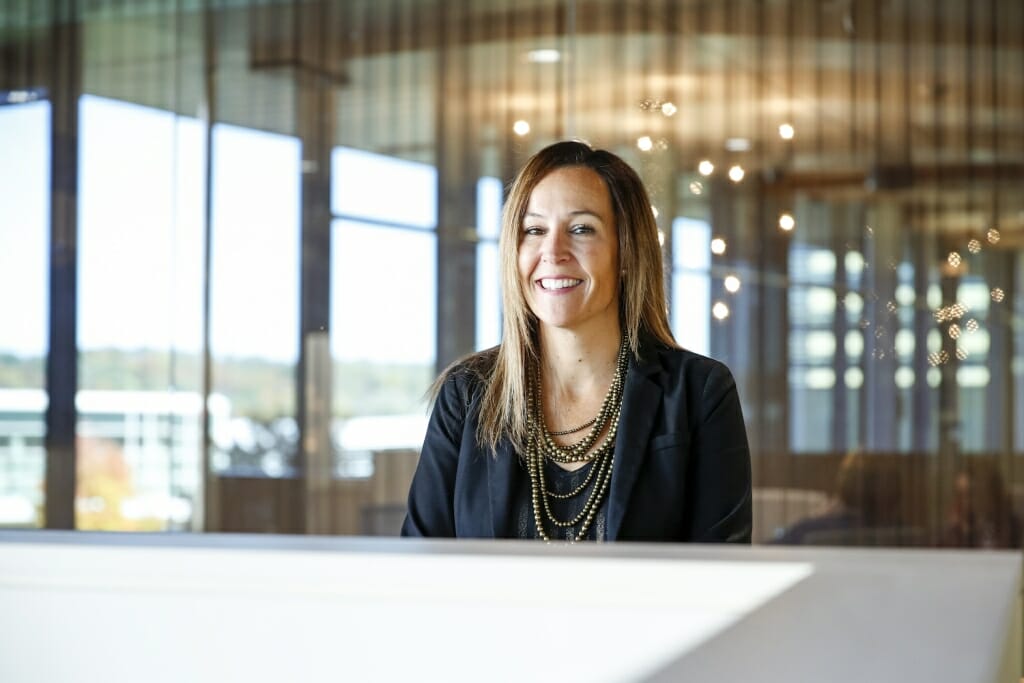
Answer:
[
  {"left": 330, "top": 146, "right": 436, "bottom": 489},
  {"left": 475, "top": 176, "right": 503, "bottom": 351},
  {"left": 77, "top": 95, "right": 205, "bottom": 530},
  {"left": 209, "top": 124, "right": 301, "bottom": 477},
  {"left": 0, "top": 98, "right": 50, "bottom": 528},
  {"left": 331, "top": 147, "right": 437, "bottom": 229},
  {"left": 330, "top": 220, "right": 435, "bottom": 469},
  {"left": 672, "top": 217, "right": 711, "bottom": 355},
  {"left": 787, "top": 239, "right": 838, "bottom": 454}
]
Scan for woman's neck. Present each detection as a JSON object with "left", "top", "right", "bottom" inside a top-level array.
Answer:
[{"left": 537, "top": 321, "right": 622, "bottom": 402}]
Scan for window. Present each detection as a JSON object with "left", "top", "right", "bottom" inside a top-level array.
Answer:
[
  {"left": 0, "top": 97, "right": 49, "bottom": 528},
  {"left": 788, "top": 243, "right": 838, "bottom": 453},
  {"left": 476, "top": 176, "right": 503, "bottom": 351},
  {"left": 208, "top": 124, "right": 301, "bottom": 478},
  {"left": 330, "top": 148, "right": 436, "bottom": 475},
  {"left": 77, "top": 95, "right": 205, "bottom": 529},
  {"left": 671, "top": 217, "right": 712, "bottom": 355}
]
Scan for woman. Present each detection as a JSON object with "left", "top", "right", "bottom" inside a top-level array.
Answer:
[
  {"left": 402, "top": 140, "right": 751, "bottom": 542},
  {"left": 942, "top": 460, "right": 1021, "bottom": 549}
]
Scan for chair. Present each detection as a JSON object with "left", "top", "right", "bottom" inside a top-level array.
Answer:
[{"left": 752, "top": 487, "right": 831, "bottom": 544}]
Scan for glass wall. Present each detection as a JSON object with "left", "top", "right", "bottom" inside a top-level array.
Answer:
[{"left": 2, "top": 0, "right": 1023, "bottom": 548}]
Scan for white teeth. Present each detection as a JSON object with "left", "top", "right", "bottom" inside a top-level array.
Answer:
[{"left": 540, "top": 278, "right": 582, "bottom": 290}]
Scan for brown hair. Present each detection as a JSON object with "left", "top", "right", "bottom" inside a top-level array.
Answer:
[
  {"left": 436, "top": 140, "right": 676, "bottom": 453},
  {"left": 945, "top": 459, "right": 1020, "bottom": 548},
  {"left": 835, "top": 451, "right": 903, "bottom": 526}
]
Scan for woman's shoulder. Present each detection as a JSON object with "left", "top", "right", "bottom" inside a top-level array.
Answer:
[
  {"left": 447, "top": 346, "right": 499, "bottom": 381},
  {"left": 641, "top": 337, "right": 736, "bottom": 383}
]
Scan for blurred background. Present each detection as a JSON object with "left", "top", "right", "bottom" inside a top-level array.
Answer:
[{"left": 1, "top": 0, "right": 1022, "bottom": 548}]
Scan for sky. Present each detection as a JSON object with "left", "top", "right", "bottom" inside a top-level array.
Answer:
[{"left": 0, "top": 100, "right": 49, "bottom": 357}]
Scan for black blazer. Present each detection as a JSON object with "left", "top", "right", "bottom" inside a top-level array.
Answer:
[{"left": 401, "top": 337, "right": 752, "bottom": 542}]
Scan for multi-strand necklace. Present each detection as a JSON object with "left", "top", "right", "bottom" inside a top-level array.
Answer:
[{"left": 526, "top": 338, "right": 629, "bottom": 542}]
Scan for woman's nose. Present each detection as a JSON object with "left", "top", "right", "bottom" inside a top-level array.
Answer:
[{"left": 540, "top": 229, "right": 569, "bottom": 263}]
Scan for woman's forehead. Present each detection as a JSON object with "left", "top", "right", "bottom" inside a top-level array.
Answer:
[{"left": 524, "top": 166, "right": 612, "bottom": 217}]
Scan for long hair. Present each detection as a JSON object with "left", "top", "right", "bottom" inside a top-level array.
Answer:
[{"left": 437, "top": 140, "right": 677, "bottom": 454}]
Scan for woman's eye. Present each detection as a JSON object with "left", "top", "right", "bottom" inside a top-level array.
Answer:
[
  {"left": 571, "top": 224, "right": 594, "bottom": 234},
  {"left": 524, "top": 226, "right": 544, "bottom": 236}
]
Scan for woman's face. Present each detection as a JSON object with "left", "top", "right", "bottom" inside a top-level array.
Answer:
[{"left": 517, "top": 165, "right": 620, "bottom": 337}]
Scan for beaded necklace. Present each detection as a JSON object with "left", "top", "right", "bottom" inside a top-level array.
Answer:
[{"left": 526, "top": 338, "right": 629, "bottom": 541}]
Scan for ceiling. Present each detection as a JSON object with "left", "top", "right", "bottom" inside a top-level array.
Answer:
[{"left": 2, "top": 0, "right": 1023, "bottom": 242}]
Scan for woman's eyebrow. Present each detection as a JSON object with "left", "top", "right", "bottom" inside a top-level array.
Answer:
[{"left": 524, "top": 209, "right": 603, "bottom": 219}]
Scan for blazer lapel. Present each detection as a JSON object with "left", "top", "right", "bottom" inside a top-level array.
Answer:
[
  {"left": 486, "top": 438, "right": 519, "bottom": 537},
  {"left": 606, "top": 348, "right": 663, "bottom": 540}
]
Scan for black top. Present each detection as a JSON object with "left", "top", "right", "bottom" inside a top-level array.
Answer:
[
  {"left": 512, "top": 459, "right": 608, "bottom": 541},
  {"left": 402, "top": 334, "right": 752, "bottom": 543}
]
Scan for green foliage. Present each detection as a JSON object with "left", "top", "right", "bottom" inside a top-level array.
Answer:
[
  {"left": 210, "top": 356, "right": 294, "bottom": 420},
  {"left": 79, "top": 349, "right": 204, "bottom": 393},
  {"left": 1, "top": 350, "right": 432, "bottom": 419},
  {"left": 0, "top": 353, "right": 44, "bottom": 389},
  {"left": 333, "top": 361, "right": 433, "bottom": 418}
]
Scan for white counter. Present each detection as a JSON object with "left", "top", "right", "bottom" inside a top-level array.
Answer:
[{"left": 0, "top": 531, "right": 1019, "bottom": 682}]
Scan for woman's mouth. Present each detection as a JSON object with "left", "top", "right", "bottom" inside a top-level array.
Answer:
[{"left": 538, "top": 278, "right": 582, "bottom": 291}]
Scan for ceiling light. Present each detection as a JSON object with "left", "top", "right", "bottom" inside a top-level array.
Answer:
[
  {"left": 698, "top": 160, "right": 714, "bottom": 176},
  {"left": 513, "top": 120, "right": 530, "bottom": 136},
  {"left": 725, "top": 137, "right": 751, "bottom": 152},
  {"left": 728, "top": 165, "right": 745, "bottom": 182},
  {"left": 637, "top": 136, "right": 653, "bottom": 152},
  {"left": 526, "top": 49, "right": 561, "bottom": 63},
  {"left": 778, "top": 123, "right": 795, "bottom": 140},
  {"left": 779, "top": 213, "right": 795, "bottom": 231}
]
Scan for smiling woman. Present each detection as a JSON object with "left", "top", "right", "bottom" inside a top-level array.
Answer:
[
  {"left": 402, "top": 141, "right": 752, "bottom": 543},
  {"left": 518, "top": 166, "right": 620, "bottom": 338}
]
